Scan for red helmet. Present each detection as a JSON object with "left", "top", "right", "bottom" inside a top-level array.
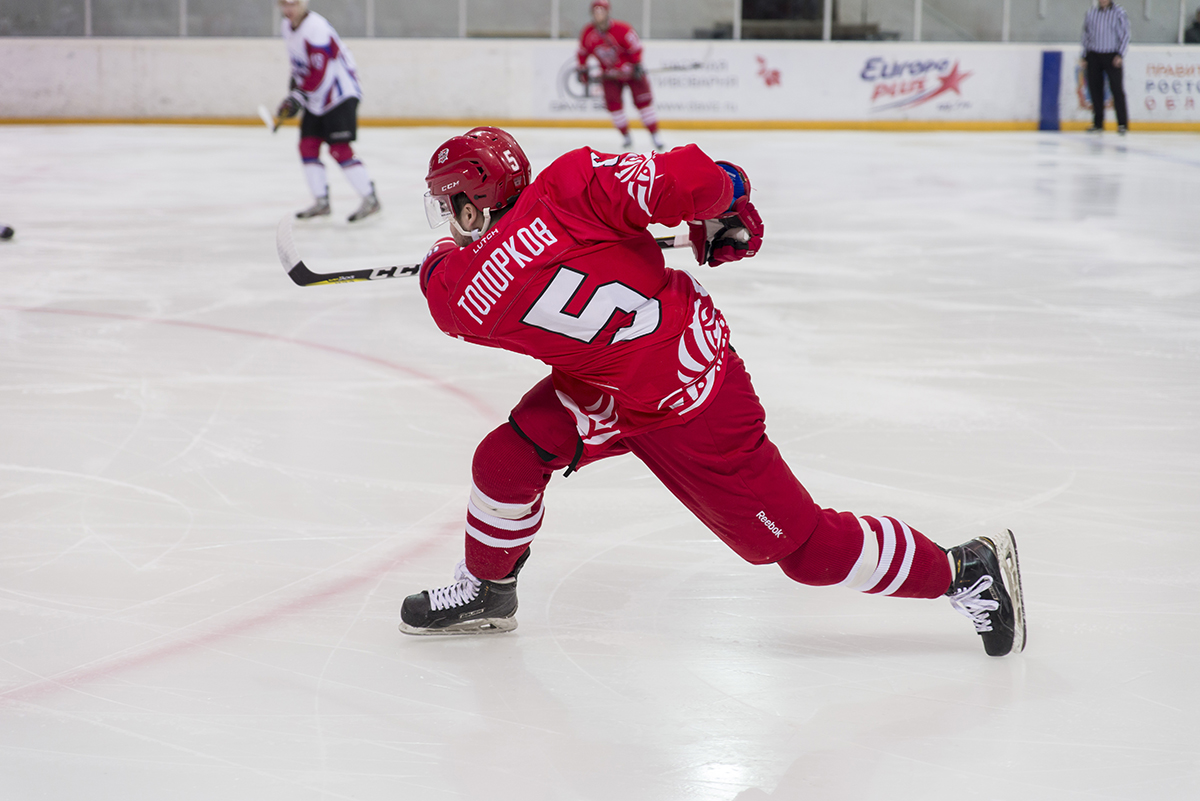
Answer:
[
  {"left": 424, "top": 127, "right": 531, "bottom": 229},
  {"left": 591, "top": 0, "right": 610, "bottom": 9}
]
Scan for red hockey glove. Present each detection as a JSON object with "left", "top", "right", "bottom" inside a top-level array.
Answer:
[
  {"left": 575, "top": 65, "right": 590, "bottom": 85},
  {"left": 687, "top": 162, "right": 764, "bottom": 267},
  {"left": 276, "top": 95, "right": 301, "bottom": 121}
]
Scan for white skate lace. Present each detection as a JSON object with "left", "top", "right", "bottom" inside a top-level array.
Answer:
[
  {"left": 427, "top": 560, "right": 481, "bottom": 611},
  {"left": 947, "top": 575, "right": 1000, "bottom": 633}
]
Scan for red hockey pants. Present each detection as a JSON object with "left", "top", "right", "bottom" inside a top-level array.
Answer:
[
  {"left": 465, "top": 351, "right": 951, "bottom": 599},
  {"left": 601, "top": 76, "right": 654, "bottom": 112}
]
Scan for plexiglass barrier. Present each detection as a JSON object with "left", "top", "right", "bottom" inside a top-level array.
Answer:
[{"left": 1, "top": 0, "right": 1197, "bottom": 44}]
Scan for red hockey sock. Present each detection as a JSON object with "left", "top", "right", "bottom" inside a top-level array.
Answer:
[
  {"left": 610, "top": 109, "right": 630, "bottom": 135},
  {"left": 637, "top": 105, "right": 660, "bottom": 134},
  {"left": 464, "top": 423, "right": 559, "bottom": 580},
  {"left": 328, "top": 142, "right": 357, "bottom": 166},
  {"left": 299, "top": 136, "right": 322, "bottom": 161},
  {"left": 776, "top": 510, "right": 951, "bottom": 599}
]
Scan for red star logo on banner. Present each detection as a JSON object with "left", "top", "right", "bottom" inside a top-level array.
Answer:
[
  {"left": 935, "top": 62, "right": 972, "bottom": 97},
  {"left": 869, "top": 60, "right": 974, "bottom": 111}
]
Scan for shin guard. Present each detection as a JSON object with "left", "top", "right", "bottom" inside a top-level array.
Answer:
[
  {"left": 464, "top": 423, "right": 557, "bottom": 580},
  {"left": 777, "top": 510, "right": 951, "bottom": 599}
]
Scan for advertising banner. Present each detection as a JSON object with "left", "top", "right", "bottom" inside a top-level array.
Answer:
[
  {"left": 533, "top": 42, "right": 1043, "bottom": 124},
  {"left": 1057, "top": 47, "right": 1200, "bottom": 125},
  {"left": 7, "top": 37, "right": 1195, "bottom": 129}
]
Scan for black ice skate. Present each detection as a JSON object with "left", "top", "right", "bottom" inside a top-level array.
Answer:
[
  {"left": 347, "top": 186, "right": 381, "bottom": 223},
  {"left": 399, "top": 550, "right": 529, "bottom": 636},
  {"left": 945, "top": 530, "right": 1026, "bottom": 657},
  {"left": 296, "top": 196, "right": 331, "bottom": 219}
]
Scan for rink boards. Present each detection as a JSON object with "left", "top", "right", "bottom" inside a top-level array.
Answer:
[{"left": 2, "top": 37, "right": 1200, "bottom": 130}]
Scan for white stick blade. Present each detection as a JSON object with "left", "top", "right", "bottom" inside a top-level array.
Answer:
[{"left": 276, "top": 216, "right": 300, "bottom": 271}]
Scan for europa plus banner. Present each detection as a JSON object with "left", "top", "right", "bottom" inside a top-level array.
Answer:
[{"left": 531, "top": 41, "right": 1043, "bottom": 124}]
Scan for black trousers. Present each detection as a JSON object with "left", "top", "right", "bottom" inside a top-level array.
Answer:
[{"left": 1086, "top": 51, "right": 1128, "bottom": 128}]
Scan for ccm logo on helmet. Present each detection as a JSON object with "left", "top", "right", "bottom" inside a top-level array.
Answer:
[{"left": 456, "top": 217, "right": 559, "bottom": 325}]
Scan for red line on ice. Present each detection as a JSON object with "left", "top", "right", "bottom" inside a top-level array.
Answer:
[
  {"left": 5, "top": 305, "right": 497, "bottom": 420},
  {"left": 0, "top": 534, "right": 445, "bottom": 706},
  {"left": 0, "top": 306, "right": 487, "bottom": 705}
]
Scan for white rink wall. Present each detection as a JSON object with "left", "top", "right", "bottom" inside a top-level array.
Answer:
[{"left": 2, "top": 37, "right": 1200, "bottom": 126}]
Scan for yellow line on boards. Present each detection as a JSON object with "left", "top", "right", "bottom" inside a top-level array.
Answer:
[
  {"left": 1058, "top": 120, "right": 1200, "bottom": 132},
  {"left": 2, "top": 117, "right": 1199, "bottom": 133}
]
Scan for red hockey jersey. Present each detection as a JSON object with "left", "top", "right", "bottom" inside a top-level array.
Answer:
[
  {"left": 420, "top": 145, "right": 736, "bottom": 455},
  {"left": 577, "top": 20, "right": 643, "bottom": 78}
]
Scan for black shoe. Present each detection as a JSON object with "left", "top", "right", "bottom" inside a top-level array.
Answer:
[
  {"left": 1086, "top": 125, "right": 1103, "bottom": 133},
  {"left": 945, "top": 531, "right": 1026, "bottom": 656},
  {"left": 1117, "top": 125, "right": 1128, "bottom": 136},
  {"left": 399, "top": 549, "right": 530, "bottom": 635}
]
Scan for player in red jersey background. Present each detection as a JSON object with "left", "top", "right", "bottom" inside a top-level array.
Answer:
[
  {"left": 398, "top": 127, "right": 1026, "bottom": 658},
  {"left": 577, "top": 0, "right": 665, "bottom": 151}
]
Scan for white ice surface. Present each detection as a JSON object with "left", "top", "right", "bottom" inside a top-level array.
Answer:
[{"left": 1, "top": 124, "right": 1199, "bottom": 800}]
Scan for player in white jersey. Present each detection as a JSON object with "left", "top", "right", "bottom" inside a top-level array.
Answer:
[{"left": 276, "top": 0, "right": 380, "bottom": 222}]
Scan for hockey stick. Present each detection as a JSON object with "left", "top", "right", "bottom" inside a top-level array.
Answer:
[
  {"left": 583, "top": 62, "right": 705, "bottom": 83},
  {"left": 257, "top": 104, "right": 280, "bottom": 133},
  {"left": 276, "top": 217, "right": 690, "bottom": 287},
  {"left": 647, "top": 61, "right": 705, "bottom": 74}
]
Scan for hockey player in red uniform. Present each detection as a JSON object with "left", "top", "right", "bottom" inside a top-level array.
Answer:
[
  {"left": 399, "top": 128, "right": 1026, "bottom": 657},
  {"left": 276, "top": 0, "right": 380, "bottom": 223},
  {"left": 577, "top": 0, "right": 665, "bottom": 152}
]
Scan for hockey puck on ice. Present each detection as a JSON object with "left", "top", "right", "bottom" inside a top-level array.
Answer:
[{"left": 0, "top": 226, "right": 13, "bottom": 240}]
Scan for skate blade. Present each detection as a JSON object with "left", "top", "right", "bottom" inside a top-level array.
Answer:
[
  {"left": 985, "top": 529, "right": 1026, "bottom": 654},
  {"left": 398, "top": 617, "right": 518, "bottom": 636}
]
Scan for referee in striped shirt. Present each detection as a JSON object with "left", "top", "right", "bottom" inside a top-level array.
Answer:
[{"left": 1081, "top": 0, "right": 1131, "bottom": 133}]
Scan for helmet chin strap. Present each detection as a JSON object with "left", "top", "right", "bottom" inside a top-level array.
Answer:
[{"left": 451, "top": 208, "right": 492, "bottom": 242}]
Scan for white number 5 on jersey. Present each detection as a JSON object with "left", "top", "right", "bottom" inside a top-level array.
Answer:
[{"left": 522, "top": 266, "right": 660, "bottom": 344}]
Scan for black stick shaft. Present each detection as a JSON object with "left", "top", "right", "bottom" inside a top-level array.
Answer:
[{"left": 276, "top": 217, "right": 688, "bottom": 287}]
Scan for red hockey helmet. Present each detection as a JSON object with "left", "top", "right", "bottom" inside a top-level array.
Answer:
[
  {"left": 424, "top": 127, "right": 532, "bottom": 229},
  {"left": 591, "top": 0, "right": 610, "bottom": 9}
]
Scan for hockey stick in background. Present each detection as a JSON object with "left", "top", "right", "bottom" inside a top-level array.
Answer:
[
  {"left": 276, "top": 217, "right": 691, "bottom": 287},
  {"left": 257, "top": 104, "right": 280, "bottom": 133},
  {"left": 647, "top": 61, "right": 705, "bottom": 74},
  {"left": 582, "top": 62, "right": 705, "bottom": 85}
]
